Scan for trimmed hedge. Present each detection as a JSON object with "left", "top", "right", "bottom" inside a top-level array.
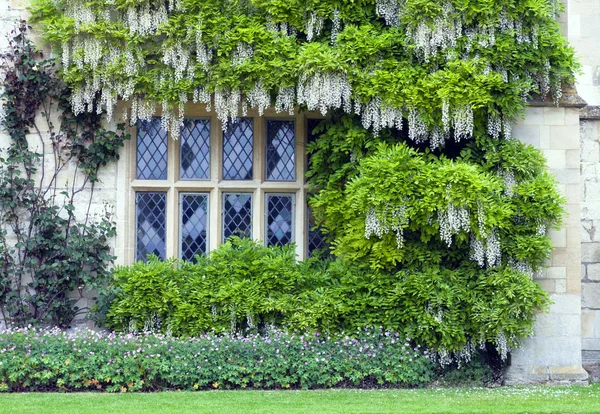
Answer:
[{"left": 0, "top": 326, "right": 433, "bottom": 392}]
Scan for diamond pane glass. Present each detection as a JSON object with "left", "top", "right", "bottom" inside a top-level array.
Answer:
[
  {"left": 180, "top": 194, "right": 208, "bottom": 262},
  {"left": 180, "top": 119, "right": 210, "bottom": 180},
  {"left": 223, "top": 118, "right": 253, "bottom": 180},
  {"left": 136, "top": 192, "right": 166, "bottom": 261},
  {"left": 307, "top": 206, "right": 327, "bottom": 257},
  {"left": 137, "top": 118, "right": 167, "bottom": 180},
  {"left": 266, "top": 120, "right": 295, "bottom": 181},
  {"left": 266, "top": 195, "right": 293, "bottom": 246},
  {"left": 223, "top": 193, "right": 252, "bottom": 241}
]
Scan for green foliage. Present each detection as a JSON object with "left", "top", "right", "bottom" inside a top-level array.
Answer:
[
  {"left": 309, "top": 124, "right": 564, "bottom": 272},
  {"left": 103, "top": 239, "right": 549, "bottom": 356},
  {"left": 438, "top": 356, "right": 495, "bottom": 387},
  {"left": 0, "top": 23, "right": 130, "bottom": 328},
  {"left": 26, "top": 0, "right": 570, "bottom": 361},
  {"left": 0, "top": 326, "right": 434, "bottom": 391},
  {"left": 27, "top": 0, "right": 578, "bottom": 135}
]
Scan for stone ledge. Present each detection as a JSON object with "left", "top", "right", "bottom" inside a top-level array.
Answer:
[
  {"left": 505, "top": 365, "right": 589, "bottom": 385},
  {"left": 528, "top": 83, "right": 587, "bottom": 109},
  {"left": 580, "top": 105, "right": 600, "bottom": 120}
]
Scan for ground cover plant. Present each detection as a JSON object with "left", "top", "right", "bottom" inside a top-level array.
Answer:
[
  {"left": 0, "top": 325, "right": 434, "bottom": 392},
  {"left": 2, "top": 385, "right": 600, "bottom": 414}
]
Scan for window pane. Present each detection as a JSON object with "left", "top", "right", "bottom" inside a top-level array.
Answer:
[
  {"left": 266, "top": 120, "right": 295, "bottom": 181},
  {"left": 307, "top": 206, "right": 327, "bottom": 257},
  {"left": 223, "top": 193, "right": 252, "bottom": 241},
  {"left": 223, "top": 118, "right": 253, "bottom": 180},
  {"left": 137, "top": 118, "right": 167, "bottom": 180},
  {"left": 266, "top": 195, "right": 293, "bottom": 246},
  {"left": 180, "top": 119, "right": 210, "bottom": 180},
  {"left": 136, "top": 192, "right": 166, "bottom": 261},
  {"left": 180, "top": 193, "right": 209, "bottom": 261}
]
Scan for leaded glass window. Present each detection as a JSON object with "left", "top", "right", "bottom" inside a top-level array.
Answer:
[
  {"left": 307, "top": 206, "right": 327, "bottom": 257},
  {"left": 223, "top": 118, "right": 253, "bottom": 180},
  {"left": 180, "top": 118, "right": 210, "bottom": 180},
  {"left": 136, "top": 192, "right": 166, "bottom": 261},
  {"left": 266, "top": 120, "right": 295, "bottom": 181},
  {"left": 266, "top": 194, "right": 293, "bottom": 246},
  {"left": 180, "top": 193, "right": 209, "bottom": 261},
  {"left": 137, "top": 118, "right": 168, "bottom": 180},
  {"left": 223, "top": 193, "right": 252, "bottom": 241}
]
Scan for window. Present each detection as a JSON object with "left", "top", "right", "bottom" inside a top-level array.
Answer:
[{"left": 129, "top": 110, "right": 324, "bottom": 263}]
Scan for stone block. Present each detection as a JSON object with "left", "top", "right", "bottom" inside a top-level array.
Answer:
[
  {"left": 522, "top": 108, "right": 544, "bottom": 126},
  {"left": 584, "top": 180, "right": 600, "bottom": 201},
  {"left": 565, "top": 109, "right": 581, "bottom": 126},
  {"left": 549, "top": 227, "right": 567, "bottom": 247},
  {"left": 581, "top": 163, "right": 597, "bottom": 183},
  {"left": 583, "top": 339, "right": 600, "bottom": 351},
  {"left": 582, "top": 243, "right": 600, "bottom": 262},
  {"left": 540, "top": 126, "right": 551, "bottom": 148},
  {"left": 566, "top": 149, "right": 580, "bottom": 169},
  {"left": 543, "top": 149, "right": 566, "bottom": 169},
  {"left": 546, "top": 266, "right": 567, "bottom": 279},
  {"left": 570, "top": 0, "right": 600, "bottom": 15},
  {"left": 583, "top": 202, "right": 600, "bottom": 221},
  {"left": 556, "top": 279, "right": 567, "bottom": 293},
  {"left": 549, "top": 366, "right": 589, "bottom": 382},
  {"left": 566, "top": 183, "right": 581, "bottom": 204},
  {"left": 580, "top": 220, "right": 596, "bottom": 243},
  {"left": 588, "top": 263, "right": 600, "bottom": 281},
  {"left": 544, "top": 107, "right": 566, "bottom": 125},
  {"left": 582, "top": 310, "right": 596, "bottom": 338},
  {"left": 549, "top": 168, "right": 580, "bottom": 184},
  {"left": 514, "top": 125, "right": 541, "bottom": 147},
  {"left": 538, "top": 279, "right": 556, "bottom": 293},
  {"left": 582, "top": 283, "right": 600, "bottom": 308},
  {"left": 581, "top": 138, "right": 600, "bottom": 163},
  {"left": 569, "top": 13, "right": 581, "bottom": 38},
  {"left": 550, "top": 126, "right": 580, "bottom": 149}
]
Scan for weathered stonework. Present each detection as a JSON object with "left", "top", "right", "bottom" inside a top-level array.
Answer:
[{"left": 505, "top": 105, "right": 589, "bottom": 384}]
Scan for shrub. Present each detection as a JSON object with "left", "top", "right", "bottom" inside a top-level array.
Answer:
[
  {"left": 0, "top": 326, "right": 434, "bottom": 392},
  {"left": 102, "top": 238, "right": 549, "bottom": 360}
]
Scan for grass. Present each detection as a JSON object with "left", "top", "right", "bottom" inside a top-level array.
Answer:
[{"left": 1, "top": 385, "right": 600, "bottom": 414}]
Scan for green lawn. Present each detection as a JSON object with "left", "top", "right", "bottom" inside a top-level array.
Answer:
[{"left": 1, "top": 385, "right": 600, "bottom": 414}]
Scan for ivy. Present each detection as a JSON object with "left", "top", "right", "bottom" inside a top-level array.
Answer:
[{"left": 0, "top": 22, "right": 130, "bottom": 328}]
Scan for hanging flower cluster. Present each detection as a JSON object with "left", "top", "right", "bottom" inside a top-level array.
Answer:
[{"left": 30, "top": 0, "right": 576, "bottom": 144}]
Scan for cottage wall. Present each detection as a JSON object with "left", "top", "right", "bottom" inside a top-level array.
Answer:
[
  {"left": 0, "top": 0, "right": 121, "bottom": 325},
  {"left": 0, "top": 0, "right": 595, "bottom": 382}
]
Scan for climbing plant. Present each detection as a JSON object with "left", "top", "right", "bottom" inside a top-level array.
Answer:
[
  {"left": 29, "top": 0, "right": 576, "bottom": 139},
  {"left": 27, "top": 0, "right": 575, "bottom": 360},
  {"left": 0, "top": 22, "right": 130, "bottom": 328}
]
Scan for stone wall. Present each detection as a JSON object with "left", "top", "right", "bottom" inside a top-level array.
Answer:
[
  {"left": 0, "top": 0, "right": 121, "bottom": 327},
  {"left": 505, "top": 105, "right": 588, "bottom": 384},
  {"left": 568, "top": 0, "right": 600, "bottom": 371},
  {"left": 581, "top": 112, "right": 600, "bottom": 369}
]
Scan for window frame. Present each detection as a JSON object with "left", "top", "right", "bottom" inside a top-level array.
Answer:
[{"left": 125, "top": 106, "right": 326, "bottom": 264}]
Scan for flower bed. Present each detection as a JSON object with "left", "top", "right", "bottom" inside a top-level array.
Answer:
[{"left": 0, "top": 326, "right": 434, "bottom": 392}]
